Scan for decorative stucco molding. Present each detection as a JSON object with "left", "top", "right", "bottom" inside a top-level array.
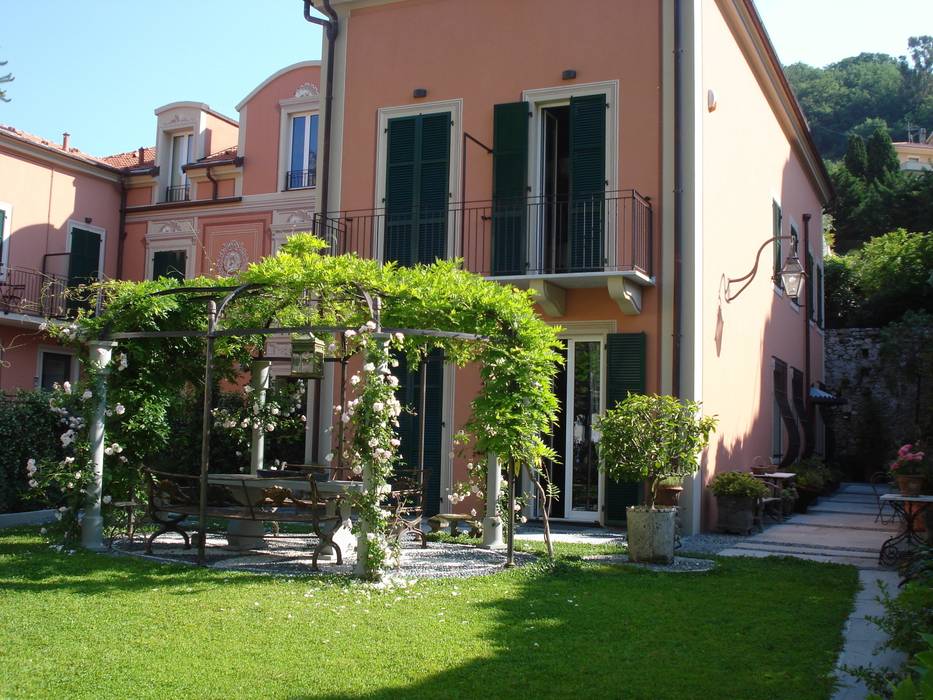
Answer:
[
  {"left": 216, "top": 240, "right": 249, "bottom": 275},
  {"left": 271, "top": 208, "right": 318, "bottom": 252},
  {"left": 146, "top": 219, "right": 198, "bottom": 242},
  {"left": 294, "top": 82, "right": 319, "bottom": 98}
]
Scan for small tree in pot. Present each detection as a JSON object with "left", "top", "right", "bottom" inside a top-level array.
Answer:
[{"left": 596, "top": 394, "right": 717, "bottom": 564}]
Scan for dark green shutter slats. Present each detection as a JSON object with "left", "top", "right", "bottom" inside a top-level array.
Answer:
[
  {"left": 793, "top": 367, "right": 814, "bottom": 459},
  {"left": 806, "top": 252, "right": 815, "bottom": 320},
  {"left": 392, "top": 350, "right": 444, "bottom": 516},
  {"left": 816, "top": 266, "right": 824, "bottom": 327},
  {"left": 604, "top": 332, "right": 646, "bottom": 524},
  {"left": 772, "top": 202, "right": 783, "bottom": 288},
  {"left": 385, "top": 113, "right": 450, "bottom": 267},
  {"left": 67, "top": 228, "right": 101, "bottom": 286},
  {"left": 152, "top": 251, "right": 186, "bottom": 281},
  {"left": 773, "top": 359, "right": 800, "bottom": 468},
  {"left": 385, "top": 117, "right": 418, "bottom": 267},
  {"left": 491, "top": 102, "right": 529, "bottom": 276},
  {"left": 0, "top": 210, "right": 5, "bottom": 266},
  {"left": 570, "top": 94, "right": 606, "bottom": 271}
]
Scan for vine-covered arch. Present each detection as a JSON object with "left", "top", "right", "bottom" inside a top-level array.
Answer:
[{"left": 61, "top": 235, "right": 562, "bottom": 579}]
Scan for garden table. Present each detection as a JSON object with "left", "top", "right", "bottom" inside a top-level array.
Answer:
[
  {"left": 207, "top": 474, "right": 363, "bottom": 556},
  {"left": 877, "top": 493, "right": 933, "bottom": 567}
]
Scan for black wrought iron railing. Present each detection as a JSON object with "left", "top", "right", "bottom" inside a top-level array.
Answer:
[
  {"left": 308, "top": 190, "right": 652, "bottom": 279},
  {"left": 0, "top": 267, "right": 68, "bottom": 319},
  {"left": 165, "top": 184, "right": 191, "bottom": 203},
  {"left": 285, "top": 169, "right": 317, "bottom": 190}
]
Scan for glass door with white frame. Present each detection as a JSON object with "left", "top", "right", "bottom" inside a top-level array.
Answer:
[{"left": 539, "top": 337, "right": 603, "bottom": 522}]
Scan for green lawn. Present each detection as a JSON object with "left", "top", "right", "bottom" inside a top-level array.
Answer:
[{"left": 0, "top": 530, "right": 857, "bottom": 700}]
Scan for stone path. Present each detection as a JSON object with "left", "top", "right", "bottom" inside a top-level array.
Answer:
[{"left": 720, "top": 483, "right": 906, "bottom": 699}]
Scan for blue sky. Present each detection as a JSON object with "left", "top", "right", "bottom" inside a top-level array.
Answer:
[{"left": 0, "top": 0, "right": 928, "bottom": 157}]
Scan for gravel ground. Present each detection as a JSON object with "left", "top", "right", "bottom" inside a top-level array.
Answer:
[
  {"left": 677, "top": 532, "right": 750, "bottom": 554},
  {"left": 112, "top": 532, "right": 534, "bottom": 579}
]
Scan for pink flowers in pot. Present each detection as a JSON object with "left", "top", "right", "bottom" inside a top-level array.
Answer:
[{"left": 890, "top": 444, "right": 926, "bottom": 475}]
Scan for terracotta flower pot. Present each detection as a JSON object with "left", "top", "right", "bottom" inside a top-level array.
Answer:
[{"left": 896, "top": 475, "right": 926, "bottom": 497}]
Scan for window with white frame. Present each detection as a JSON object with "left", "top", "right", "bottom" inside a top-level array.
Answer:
[
  {"left": 286, "top": 113, "right": 318, "bottom": 190},
  {"left": 0, "top": 201, "right": 11, "bottom": 277},
  {"left": 167, "top": 133, "right": 193, "bottom": 202},
  {"left": 38, "top": 350, "right": 75, "bottom": 390}
]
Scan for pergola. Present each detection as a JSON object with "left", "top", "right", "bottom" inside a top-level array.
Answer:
[{"left": 78, "top": 278, "right": 515, "bottom": 578}]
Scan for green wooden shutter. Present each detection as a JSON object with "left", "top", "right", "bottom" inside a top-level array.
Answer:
[
  {"left": 152, "top": 250, "right": 186, "bottom": 281},
  {"left": 385, "top": 113, "right": 450, "bottom": 267},
  {"left": 603, "top": 332, "right": 646, "bottom": 524},
  {"left": 772, "top": 201, "right": 783, "bottom": 288},
  {"left": 417, "top": 113, "right": 450, "bottom": 264},
  {"left": 67, "top": 228, "right": 101, "bottom": 286},
  {"left": 392, "top": 350, "right": 444, "bottom": 516},
  {"left": 570, "top": 94, "right": 606, "bottom": 271},
  {"left": 806, "top": 252, "right": 815, "bottom": 321},
  {"left": 816, "top": 265, "right": 824, "bottom": 327},
  {"left": 491, "top": 102, "right": 529, "bottom": 276},
  {"left": 385, "top": 116, "right": 418, "bottom": 267}
]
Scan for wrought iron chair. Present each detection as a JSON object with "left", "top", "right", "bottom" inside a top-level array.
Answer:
[
  {"left": 870, "top": 471, "right": 896, "bottom": 524},
  {"left": 388, "top": 469, "right": 428, "bottom": 550},
  {"left": 293, "top": 477, "right": 345, "bottom": 571}
]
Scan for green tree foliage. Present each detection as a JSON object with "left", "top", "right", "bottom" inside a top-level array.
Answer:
[
  {"left": 825, "top": 230, "right": 933, "bottom": 328},
  {"left": 866, "top": 124, "right": 902, "bottom": 181},
  {"left": 785, "top": 37, "right": 933, "bottom": 160},
  {"left": 0, "top": 391, "right": 62, "bottom": 513},
  {"left": 0, "top": 58, "right": 12, "bottom": 103},
  {"left": 844, "top": 133, "right": 868, "bottom": 178}
]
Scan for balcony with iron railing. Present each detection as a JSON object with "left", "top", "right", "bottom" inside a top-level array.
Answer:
[
  {"left": 285, "top": 169, "right": 317, "bottom": 191},
  {"left": 307, "top": 190, "right": 653, "bottom": 314},
  {"left": 165, "top": 184, "right": 191, "bottom": 203},
  {"left": 0, "top": 267, "right": 69, "bottom": 320}
]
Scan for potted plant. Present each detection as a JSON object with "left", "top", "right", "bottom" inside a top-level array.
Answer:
[
  {"left": 708, "top": 471, "right": 769, "bottom": 534},
  {"left": 596, "top": 394, "right": 717, "bottom": 564},
  {"left": 890, "top": 444, "right": 928, "bottom": 496},
  {"left": 781, "top": 484, "right": 798, "bottom": 518}
]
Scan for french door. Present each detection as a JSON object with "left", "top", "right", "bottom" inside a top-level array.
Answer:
[{"left": 542, "top": 336, "right": 604, "bottom": 521}]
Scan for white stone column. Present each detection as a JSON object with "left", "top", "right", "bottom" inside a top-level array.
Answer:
[
  {"left": 303, "top": 379, "right": 317, "bottom": 464},
  {"left": 482, "top": 452, "right": 504, "bottom": 549},
  {"left": 354, "top": 460, "right": 372, "bottom": 578},
  {"left": 81, "top": 340, "right": 116, "bottom": 551},
  {"left": 249, "top": 360, "right": 271, "bottom": 475}
]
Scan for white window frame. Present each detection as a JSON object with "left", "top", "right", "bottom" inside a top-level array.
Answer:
[
  {"left": 373, "top": 98, "right": 464, "bottom": 262},
  {"left": 36, "top": 345, "right": 78, "bottom": 390},
  {"left": 0, "top": 201, "right": 12, "bottom": 280},
  {"left": 278, "top": 94, "right": 321, "bottom": 193},
  {"left": 65, "top": 220, "right": 106, "bottom": 281},
  {"left": 144, "top": 221, "right": 197, "bottom": 280},
  {"left": 146, "top": 245, "right": 193, "bottom": 281},
  {"left": 168, "top": 132, "right": 193, "bottom": 192},
  {"left": 285, "top": 112, "right": 319, "bottom": 190},
  {"left": 522, "top": 80, "right": 620, "bottom": 273}
]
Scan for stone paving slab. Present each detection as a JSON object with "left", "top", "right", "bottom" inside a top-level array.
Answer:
[
  {"left": 790, "top": 512, "right": 897, "bottom": 532},
  {"left": 728, "top": 541, "right": 882, "bottom": 561},
  {"left": 718, "top": 547, "right": 881, "bottom": 569},
  {"left": 810, "top": 501, "right": 880, "bottom": 515},
  {"left": 741, "top": 523, "right": 890, "bottom": 552}
]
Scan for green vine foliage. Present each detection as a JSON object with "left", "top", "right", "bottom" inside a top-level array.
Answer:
[
  {"left": 41, "top": 235, "right": 562, "bottom": 579},
  {"left": 596, "top": 394, "right": 717, "bottom": 508},
  {"left": 0, "top": 391, "right": 63, "bottom": 513}
]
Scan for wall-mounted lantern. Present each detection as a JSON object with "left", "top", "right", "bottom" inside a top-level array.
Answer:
[
  {"left": 725, "top": 235, "right": 805, "bottom": 303},
  {"left": 290, "top": 333, "right": 325, "bottom": 379}
]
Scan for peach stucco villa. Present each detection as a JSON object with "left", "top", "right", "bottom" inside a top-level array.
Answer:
[{"left": 0, "top": 0, "right": 831, "bottom": 533}]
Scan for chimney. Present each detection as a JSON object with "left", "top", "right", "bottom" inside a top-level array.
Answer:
[
  {"left": 138, "top": 147, "right": 145, "bottom": 165},
  {"left": 62, "top": 132, "right": 70, "bottom": 151}
]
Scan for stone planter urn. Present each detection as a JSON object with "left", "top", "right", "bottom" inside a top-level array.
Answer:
[
  {"left": 715, "top": 495, "right": 756, "bottom": 535},
  {"left": 626, "top": 507, "right": 676, "bottom": 564}
]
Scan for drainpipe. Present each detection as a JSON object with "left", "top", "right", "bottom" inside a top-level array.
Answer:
[
  {"left": 304, "top": 0, "right": 338, "bottom": 220},
  {"left": 803, "top": 213, "right": 812, "bottom": 455},
  {"left": 206, "top": 166, "right": 218, "bottom": 200},
  {"left": 672, "top": 0, "right": 684, "bottom": 399},
  {"left": 115, "top": 182, "right": 127, "bottom": 280}
]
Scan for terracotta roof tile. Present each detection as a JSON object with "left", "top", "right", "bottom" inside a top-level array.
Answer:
[
  {"left": 0, "top": 124, "right": 117, "bottom": 170},
  {"left": 100, "top": 146, "right": 156, "bottom": 170}
]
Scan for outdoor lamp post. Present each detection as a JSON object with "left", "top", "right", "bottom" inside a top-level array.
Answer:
[{"left": 291, "top": 333, "right": 325, "bottom": 379}]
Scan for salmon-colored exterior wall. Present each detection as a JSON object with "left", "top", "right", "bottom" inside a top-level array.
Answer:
[
  {"left": 0, "top": 141, "right": 121, "bottom": 387},
  {"left": 204, "top": 113, "right": 239, "bottom": 156},
  {"left": 242, "top": 64, "right": 322, "bottom": 196},
  {"left": 699, "top": 0, "right": 824, "bottom": 526}
]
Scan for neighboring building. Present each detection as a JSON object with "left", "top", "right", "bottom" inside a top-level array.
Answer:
[
  {"left": 308, "top": 0, "right": 832, "bottom": 532},
  {"left": 893, "top": 132, "right": 933, "bottom": 173},
  {"left": 0, "top": 125, "right": 122, "bottom": 392},
  {"left": 0, "top": 61, "right": 322, "bottom": 394}
]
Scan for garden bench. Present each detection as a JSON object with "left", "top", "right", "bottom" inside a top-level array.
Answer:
[
  {"left": 428, "top": 513, "right": 482, "bottom": 538},
  {"left": 144, "top": 469, "right": 346, "bottom": 571}
]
